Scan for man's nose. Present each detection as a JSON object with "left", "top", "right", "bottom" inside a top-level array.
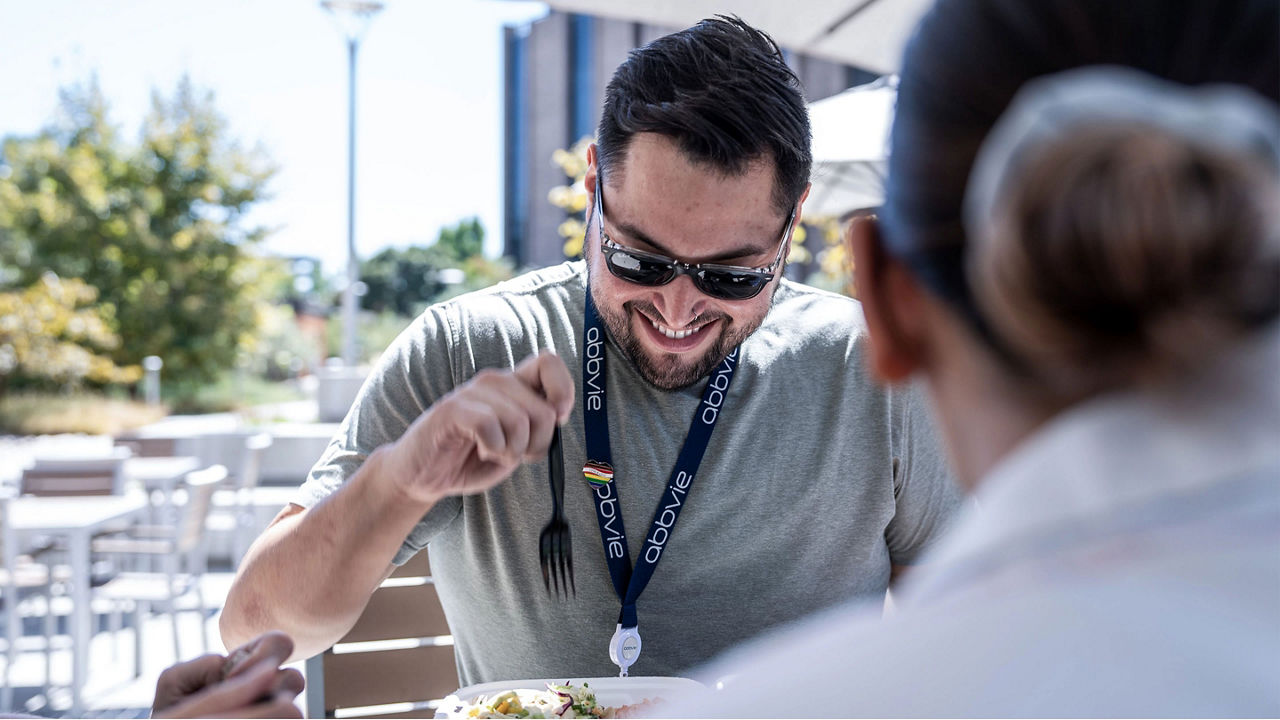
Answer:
[{"left": 650, "top": 273, "right": 707, "bottom": 327}]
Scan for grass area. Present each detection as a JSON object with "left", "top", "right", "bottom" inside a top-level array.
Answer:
[
  {"left": 167, "top": 373, "right": 308, "bottom": 415},
  {"left": 0, "top": 375, "right": 309, "bottom": 434},
  {"left": 0, "top": 392, "right": 168, "bottom": 435}
]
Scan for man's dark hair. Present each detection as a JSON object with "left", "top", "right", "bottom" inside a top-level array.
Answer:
[{"left": 596, "top": 15, "right": 812, "bottom": 215}]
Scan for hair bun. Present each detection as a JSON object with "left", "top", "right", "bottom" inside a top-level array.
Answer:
[{"left": 964, "top": 67, "right": 1280, "bottom": 396}]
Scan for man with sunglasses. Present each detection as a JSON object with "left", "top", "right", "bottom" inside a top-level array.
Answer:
[{"left": 221, "top": 16, "right": 961, "bottom": 685}]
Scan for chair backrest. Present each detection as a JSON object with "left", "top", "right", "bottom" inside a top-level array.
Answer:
[
  {"left": 175, "top": 464, "right": 228, "bottom": 555},
  {"left": 21, "top": 447, "right": 132, "bottom": 496},
  {"left": 239, "top": 433, "right": 273, "bottom": 492},
  {"left": 114, "top": 435, "right": 178, "bottom": 458},
  {"left": 192, "top": 431, "right": 273, "bottom": 490},
  {"left": 0, "top": 493, "right": 13, "bottom": 567},
  {"left": 305, "top": 550, "right": 458, "bottom": 718}
]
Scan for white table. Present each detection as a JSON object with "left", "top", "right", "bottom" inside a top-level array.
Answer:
[
  {"left": 125, "top": 456, "right": 202, "bottom": 523},
  {"left": 6, "top": 493, "right": 149, "bottom": 714}
]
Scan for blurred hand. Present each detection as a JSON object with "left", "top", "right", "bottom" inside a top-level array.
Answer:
[
  {"left": 152, "top": 631, "right": 304, "bottom": 719},
  {"left": 383, "top": 351, "right": 575, "bottom": 504}
]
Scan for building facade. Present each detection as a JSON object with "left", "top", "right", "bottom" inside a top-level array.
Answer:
[{"left": 503, "top": 11, "right": 876, "bottom": 270}]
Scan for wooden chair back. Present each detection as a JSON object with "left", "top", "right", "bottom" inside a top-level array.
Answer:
[
  {"left": 21, "top": 447, "right": 131, "bottom": 496},
  {"left": 305, "top": 550, "right": 458, "bottom": 718},
  {"left": 114, "top": 435, "right": 178, "bottom": 458}
]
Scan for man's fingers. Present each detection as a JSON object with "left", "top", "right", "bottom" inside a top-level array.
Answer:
[
  {"left": 515, "top": 352, "right": 575, "bottom": 423},
  {"left": 199, "top": 659, "right": 280, "bottom": 710},
  {"left": 469, "top": 375, "right": 562, "bottom": 461},
  {"left": 223, "top": 630, "right": 294, "bottom": 680},
  {"left": 167, "top": 653, "right": 226, "bottom": 693},
  {"left": 152, "top": 653, "right": 226, "bottom": 714},
  {"left": 269, "top": 668, "right": 306, "bottom": 697},
  {"left": 155, "top": 660, "right": 281, "bottom": 719},
  {"left": 232, "top": 692, "right": 304, "bottom": 719},
  {"left": 451, "top": 398, "right": 513, "bottom": 464}
]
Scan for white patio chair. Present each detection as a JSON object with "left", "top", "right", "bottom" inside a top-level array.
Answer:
[
  {"left": 90, "top": 465, "right": 226, "bottom": 675},
  {"left": 0, "top": 493, "right": 61, "bottom": 711},
  {"left": 198, "top": 432, "right": 273, "bottom": 566}
]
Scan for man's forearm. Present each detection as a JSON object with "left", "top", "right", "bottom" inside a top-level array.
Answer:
[{"left": 219, "top": 447, "right": 434, "bottom": 661}]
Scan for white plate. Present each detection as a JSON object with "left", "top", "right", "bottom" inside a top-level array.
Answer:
[{"left": 435, "top": 676, "right": 707, "bottom": 718}]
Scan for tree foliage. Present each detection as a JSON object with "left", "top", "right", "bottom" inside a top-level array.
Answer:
[
  {"left": 436, "top": 216, "right": 485, "bottom": 262},
  {"left": 358, "top": 217, "right": 512, "bottom": 317},
  {"left": 0, "top": 272, "right": 142, "bottom": 398},
  {"left": 359, "top": 244, "right": 450, "bottom": 316},
  {"left": 0, "top": 76, "right": 279, "bottom": 389}
]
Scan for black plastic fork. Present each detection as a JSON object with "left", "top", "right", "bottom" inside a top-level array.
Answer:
[{"left": 538, "top": 424, "right": 575, "bottom": 597}]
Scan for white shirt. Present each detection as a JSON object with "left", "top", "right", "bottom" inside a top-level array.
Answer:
[{"left": 675, "top": 325, "right": 1280, "bottom": 717}]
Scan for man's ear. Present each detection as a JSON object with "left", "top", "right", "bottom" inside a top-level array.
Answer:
[
  {"left": 848, "top": 216, "right": 929, "bottom": 382},
  {"left": 585, "top": 143, "right": 599, "bottom": 201}
]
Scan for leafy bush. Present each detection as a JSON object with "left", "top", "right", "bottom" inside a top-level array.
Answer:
[{"left": 0, "top": 273, "right": 142, "bottom": 398}]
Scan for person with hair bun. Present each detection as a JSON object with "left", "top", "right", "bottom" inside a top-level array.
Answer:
[{"left": 673, "top": 0, "right": 1280, "bottom": 716}]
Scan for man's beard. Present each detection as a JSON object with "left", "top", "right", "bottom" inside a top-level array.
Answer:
[{"left": 589, "top": 291, "right": 769, "bottom": 391}]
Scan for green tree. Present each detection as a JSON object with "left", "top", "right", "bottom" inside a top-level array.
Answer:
[
  {"left": 435, "top": 216, "right": 485, "bottom": 262},
  {"left": 357, "top": 217, "right": 512, "bottom": 317},
  {"left": 359, "top": 244, "right": 450, "bottom": 316},
  {"left": 0, "top": 76, "right": 278, "bottom": 388},
  {"left": 0, "top": 272, "right": 142, "bottom": 398}
]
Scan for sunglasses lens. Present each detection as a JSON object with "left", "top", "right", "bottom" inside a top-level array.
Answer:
[
  {"left": 605, "top": 249, "right": 676, "bottom": 286},
  {"left": 696, "top": 270, "right": 769, "bottom": 300}
]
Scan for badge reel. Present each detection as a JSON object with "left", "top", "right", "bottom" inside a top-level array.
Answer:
[{"left": 608, "top": 624, "right": 642, "bottom": 677}]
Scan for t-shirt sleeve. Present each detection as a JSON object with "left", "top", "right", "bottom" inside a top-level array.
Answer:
[
  {"left": 884, "top": 380, "right": 965, "bottom": 565},
  {"left": 292, "top": 304, "right": 464, "bottom": 565}
]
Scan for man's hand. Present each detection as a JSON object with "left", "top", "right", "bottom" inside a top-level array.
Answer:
[
  {"left": 382, "top": 351, "right": 575, "bottom": 504},
  {"left": 152, "top": 631, "right": 304, "bottom": 719}
]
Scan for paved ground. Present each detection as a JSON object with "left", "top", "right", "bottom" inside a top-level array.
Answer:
[
  {"left": 2, "top": 570, "right": 309, "bottom": 718},
  {"left": 2, "top": 390, "right": 330, "bottom": 717}
]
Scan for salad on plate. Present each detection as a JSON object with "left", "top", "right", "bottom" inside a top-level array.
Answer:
[{"left": 450, "top": 681, "right": 655, "bottom": 719}]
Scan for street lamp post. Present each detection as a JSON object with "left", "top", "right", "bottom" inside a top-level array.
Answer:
[{"left": 321, "top": 0, "right": 383, "bottom": 368}]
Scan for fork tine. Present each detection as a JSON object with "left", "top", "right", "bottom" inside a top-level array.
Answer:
[
  {"left": 565, "top": 535, "right": 576, "bottom": 597},
  {"left": 539, "top": 536, "right": 551, "bottom": 593},
  {"left": 551, "top": 539, "right": 562, "bottom": 596},
  {"left": 557, "top": 532, "right": 569, "bottom": 599}
]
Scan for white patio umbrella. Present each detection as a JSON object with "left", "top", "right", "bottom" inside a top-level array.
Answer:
[
  {"left": 806, "top": 75, "right": 895, "bottom": 219},
  {"left": 531, "top": 0, "right": 933, "bottom": 74},
  {"left": 531, "top": 0, "right": 910, "bottom": 218}
]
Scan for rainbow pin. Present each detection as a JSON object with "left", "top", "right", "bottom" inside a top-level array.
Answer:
[{"left": 583, "top": 461, "right": 615, "bottom": 486}]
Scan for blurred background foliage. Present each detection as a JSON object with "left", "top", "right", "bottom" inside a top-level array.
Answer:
[
  {"left": 0, "top": 273, "right": 142, "bottom": 396},
  {"left": 358, "top": 217, "right": 510, "bottom": 317},
  {"left": 0, "top": 76, "right": 278, "bottom": 404},
  {"left": 0, "top": 76, "right": 506, "bottom": 430},
  {"left": 343, "top": 217, "right": 513, "bottom": 360}
]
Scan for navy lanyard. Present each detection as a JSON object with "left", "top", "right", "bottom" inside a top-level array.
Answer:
[{"left": 581, "top": 291, "right": 739, "bottom": 631}]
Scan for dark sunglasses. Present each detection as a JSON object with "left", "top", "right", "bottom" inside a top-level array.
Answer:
[{"left": 594, "top": 174, "right": 795, "bottom": 301}]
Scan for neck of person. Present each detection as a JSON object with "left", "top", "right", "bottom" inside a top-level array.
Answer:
[{"left": 918, "top": 307, "right": 1068, "bottom": 492}]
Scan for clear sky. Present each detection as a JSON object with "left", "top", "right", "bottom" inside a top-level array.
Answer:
[{"left": 0, "top": 0, "right": 550, "bottom": 274}]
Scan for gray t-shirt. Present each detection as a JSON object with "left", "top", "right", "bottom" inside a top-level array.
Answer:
[{"left": 295, "top": 261, "right": 961, "bottom": 685}]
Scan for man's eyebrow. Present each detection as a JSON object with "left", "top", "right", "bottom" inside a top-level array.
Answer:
[{"left": 612, "top": 216, "right": 774, "bottom": 264}]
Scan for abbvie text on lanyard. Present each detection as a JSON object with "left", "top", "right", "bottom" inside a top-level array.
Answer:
[{"left": 581, "top": 292, "right": 740, "bottom": 676}]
